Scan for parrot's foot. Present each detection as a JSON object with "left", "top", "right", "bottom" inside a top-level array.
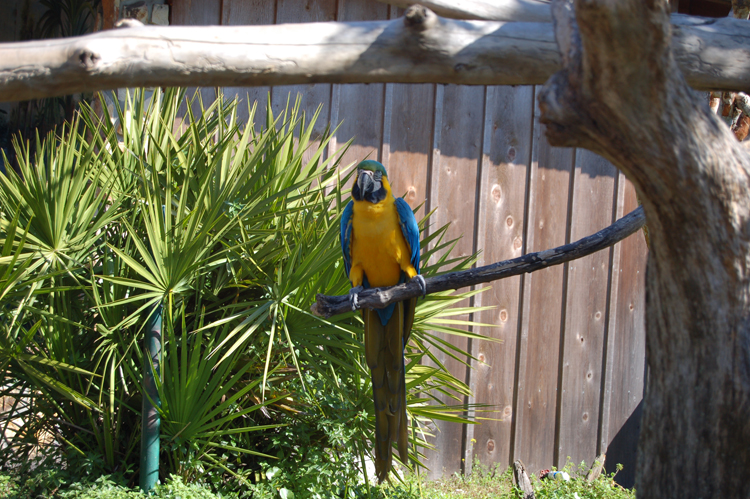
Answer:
[
  {"left": 413, "top": 275, "right": 427, "bottom": 297},
  {"left": 349, "top": 286, "right": 364, "bottom": 310}
]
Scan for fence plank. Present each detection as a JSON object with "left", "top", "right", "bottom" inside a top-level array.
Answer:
[
  {"left": 598, "top": 171, "right": 627, "bottom": 462},
  {"left": 514, "top": 93, "right": 575, "bottom": 474},
  {"left": 171, "top": 0, "right": 220, "bottom": 29},
  {"left": 380, "top": 0, "right": 432, "bottom": 217},
  {"left": 171, "top": 0, "right": 220, "bottom": 115},
  {"left": 220, "top": 0, "right": 275, "bottom": 130},
  {"left": 382, "top": 83, "right": 434, "bottom": 219},
  {"left": 272, "top": 0, "right": 336, "bottom": 165},
  {"left": 467, "top": 85, "right": 534, "bottom": 472},
  {"left": 329, "top": 0, "right": 389, "bottom": 169},
  {"left": 423, "top": 83, "right": 485, "bottom": 478},
  {"left": 600, "top": 177, "right": 647, "bottom": 487},
  {"left": 557, "top": 149, "right": 617, "bottom": 467}
]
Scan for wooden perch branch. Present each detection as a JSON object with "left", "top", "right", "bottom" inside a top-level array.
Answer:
[
  {"left": 311, "top": 205, "right": 645, "bottom": 318},
  {"left": 1, "top": 7, "right": 749, "bottom": 102}
]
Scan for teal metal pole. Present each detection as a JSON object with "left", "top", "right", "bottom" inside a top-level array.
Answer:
[{"left": 140, "top": 302, "right": 162, "bottom": 493}]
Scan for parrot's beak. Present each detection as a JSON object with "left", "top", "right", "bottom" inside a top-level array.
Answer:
[{"left": 357, "top": 170, "right": 375, "bottom": 195}]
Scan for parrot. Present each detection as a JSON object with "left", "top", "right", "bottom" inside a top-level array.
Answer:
[{"left": 339, "top": 159, "right": 426, "bottom": 482}]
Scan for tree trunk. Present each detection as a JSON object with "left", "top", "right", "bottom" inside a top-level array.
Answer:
[{"left": 538, "top": 0, "right": 750, "bottom": 497}]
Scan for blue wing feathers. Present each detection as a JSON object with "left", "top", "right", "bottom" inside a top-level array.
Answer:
[
  {"left": 394, "top": 198, "right": 420, "bottom": 274},
  {"left": 340, "top": 201, "right": 354, "bottom": 278}
]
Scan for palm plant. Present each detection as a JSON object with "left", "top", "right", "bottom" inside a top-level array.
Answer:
[{"left": 0, "top": 88, "right": 494, "bottom": 493}]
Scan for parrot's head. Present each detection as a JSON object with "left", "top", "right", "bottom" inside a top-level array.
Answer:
[{"left": 353, "top": 160, "right": 389, "bottom": 204}]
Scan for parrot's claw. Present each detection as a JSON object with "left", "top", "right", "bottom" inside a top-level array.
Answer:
[
  {"left": 413, "top": 275, "right": 427, "bottom": 298},
  {"left": 349, "top": 286, "right": 364, "bottom": 310}
]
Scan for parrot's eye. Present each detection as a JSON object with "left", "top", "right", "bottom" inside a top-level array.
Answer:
[{"left": 373, "top": 171, "right": 383, "bottom": 182}]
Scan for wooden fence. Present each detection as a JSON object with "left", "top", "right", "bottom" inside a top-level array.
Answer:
[{"left": 46, "top": 0, "right": 645, "bottom": 486}]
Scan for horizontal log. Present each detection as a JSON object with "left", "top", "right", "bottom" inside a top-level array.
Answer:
[
  {"left": 311, "top": 205, "right": 646, "bottom": 319},
  {"left": 1, "top": 8, "right": 748, "bottom": 102},
  {"left": 379, "top": 0, "right": 736, "bottom": 22},
  {"left": 380, "top": 0, "right": 554, "bottom": 22}
]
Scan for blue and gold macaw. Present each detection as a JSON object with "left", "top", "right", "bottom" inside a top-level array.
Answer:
[{"left": 340, "top": 160, "right": 426, "bottom": 482}]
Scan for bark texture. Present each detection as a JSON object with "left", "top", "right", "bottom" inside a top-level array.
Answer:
[
  {"left": 379, "top": 0, "right": 554, "bottom": 22},
  {"left": 1, "top": 8, "right": 750, "bottom": 102},
  {"left": 538, "top": 0, "right": 750, "bottom": 497}
]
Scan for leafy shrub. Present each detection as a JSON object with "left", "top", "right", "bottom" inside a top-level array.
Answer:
[
  {"left": 528, "top": 462, "right": 633, "bottom": 499},
  {"left": 387, "top": 459, "right": 634, "bottom": 499},
  {"left": 0, "top": 88, "right": 489, "bottom": 492},
  {"left": 0, "top": 459, "right": 635, "bottom": 499},
  {"left": 0, "top": 472, "right": 235, "bottom": 499}
]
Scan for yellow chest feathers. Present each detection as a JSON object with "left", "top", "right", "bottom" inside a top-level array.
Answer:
[{"left": 350, "top": 197, "right": 411, "bottom": 288}]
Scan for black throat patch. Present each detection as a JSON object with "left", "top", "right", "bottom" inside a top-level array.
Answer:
[{"left": 352, "top": 182, "right": 387, "bottom": 204}]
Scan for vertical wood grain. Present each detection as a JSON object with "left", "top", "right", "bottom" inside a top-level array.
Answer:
[
  {"left": 172, "top": 0, "right": 220, "bottom": 24},
  {"left": 466, "top": 85, "right": 534, "bottom": 472},
  {"left": 380, "top": 8, "right": 432, "bottom": 219},
  {"left": 171, "top": 0, "right": 220, "bottom": 116},
  {"left": 598, "top": 170, "right": 628, "bottom": 459},
  {"left": 513, "top": 91, "right": 575, "bottom": 474},
  {"left": 329, "top": 0, "right": 389, "bottom": 169},
  {"left": 382, "top": 83, "right": 434, "bottom": 218},
  {"left": 600, "top": 177, "right": 647, "bottom": 486},
  {"left": 557, "top": 149, "right": 617, "bottom": 467},
  {"left": 272, "top": 0, "right": 336, "bottom": 164},
  {"left": 101, "top": 0, "right": 118, "bottom": 30},
  {"left": 424, "top": 83, "right": 485, "bottom": 478},
  {"left": 220, "top": 0, "right": 275, "bottom": 130},
  {"left": 597, "top": 172, "right": 625, "bottom": 455}
]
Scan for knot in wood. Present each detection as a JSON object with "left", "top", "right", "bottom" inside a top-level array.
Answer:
[
  {"left": 403, "top": 4, "right": 436, "bottom": 32},
  {"left": 77, "top": 49, "right": 99, "bottom": 70}
]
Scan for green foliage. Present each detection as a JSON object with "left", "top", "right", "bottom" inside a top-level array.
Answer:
[
  {"left": 0, "top": 87, "right": 492, "bottom": 492},
  {"left": 387, "top": 459, "right": 634, "bottom": 499},
  {"left": 405, "top": 463, "right": 516, "bottom": 499},
  {"left": 528, "top": 462, "right": 633, "bottom": 499},
  {"left": 240, "top": 386, "right": 373, "bottom": 499},
  {"left": 38, "top": 0, "right": 100, "bottom": 39},
  {"left": 0, "top": 471, "right": 235, "bottom": 499},
  {"left": 0, "top": 459, "right": 635, "bottom": 499}
]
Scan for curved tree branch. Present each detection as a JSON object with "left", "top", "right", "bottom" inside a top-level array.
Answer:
[{"left": 311, "top": 205, "right": 645, "bottom": 318}]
